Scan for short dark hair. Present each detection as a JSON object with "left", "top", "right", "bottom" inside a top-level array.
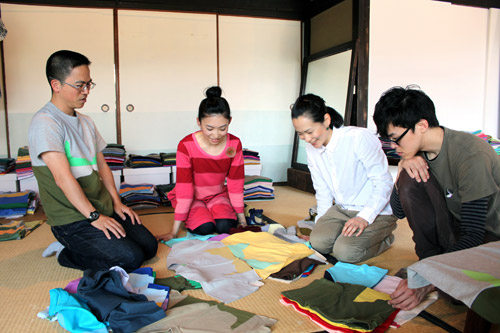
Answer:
[
  {"left": 291, "top": 93, "right": 343, "bottom": 129},
  {"left": 198, "top": 86, "right": 231, "bottom": 120},
  {"left": 373, "top": 86, "right": 439, "bottom": 138},
  {"left": 46, "top": 50, "right": 91, "bottom": 86}
]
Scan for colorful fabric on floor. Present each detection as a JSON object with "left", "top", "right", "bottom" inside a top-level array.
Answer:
[
  {"left": 77, "top": 269, "right": 166, "bottom": 332},
  {"left": 48, "top": 288, "right": 108, "bottom": 333},
  {"left": 166, "top": 239, "right": 262, "bottom": 303},
  {"left": 325, "top": 262, "right": 388, "bottom": 288},
  {"left": 281, "top": 279, "right": 394, "bottom": 331},
  {"left": 221, "top": 231, "right": 314, "bottom": 279},
  {"left": 137, "top": 295, "right": 276, "bottom": 332}
]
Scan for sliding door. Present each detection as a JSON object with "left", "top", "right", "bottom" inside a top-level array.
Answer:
[
  {"left": 1, "top": 4, "right": 116, "bottom": 152},
  {"left": 118, "top": 10, "right": 217, "bottom": 155}
]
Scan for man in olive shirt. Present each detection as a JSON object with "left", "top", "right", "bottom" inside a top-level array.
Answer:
[
  {"left": 373, "top": 86, "right": 500, "bottom": 310},
  {"left": 29, "top": 50, "right": 157, "bottom": 272}
]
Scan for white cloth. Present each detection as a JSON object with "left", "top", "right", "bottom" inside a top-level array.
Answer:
[
  {"left": 306, "top": 126, "right": 393, "bottom": 223},
  {"left": 166, "top": 239, "right": 261, "bottom": 303},
  {"left": 408, "top": 240, "right": 500, "bottom": 308}
]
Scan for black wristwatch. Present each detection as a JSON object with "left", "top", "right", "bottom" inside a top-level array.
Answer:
[{"left": 88, "top": 210, "right": 100, "bottom": 223}]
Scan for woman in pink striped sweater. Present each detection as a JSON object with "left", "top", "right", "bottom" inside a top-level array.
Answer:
[{"left": 157, "top": 87, "right": 247, "bottom": 241}]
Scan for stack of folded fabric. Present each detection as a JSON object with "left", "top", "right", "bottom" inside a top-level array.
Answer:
[
  {"left": 102, "top": 144, "right": 126, "bottom": 170},
  {"left": 242, "top": 149, "right": 262, "bottom": 176},
  {"left": 155, "top": 184, "right": 175, "bottom": 206},
  {"left": 0, "top": 158, "right": 15, "bottom": 174},
  {"left": 244, "top": 175, "right": 274, "bottom": 201},
  {"left": 126, "top": 153, "right": 162, "bottom": 168},
  {"left": 472, "top": 130, "right": 500, "bottom": 155},
  {"left": 378, "top": 137, "right": 400, "bottom": 161},
  {"left": 160, "top": 152, "right": 176, "bottom": 166},
  {"left": 0, "top": 219, "right": 44, "bottom": 241},
  {"left": 15, "top": 146, "right": 34, "bottom": 180},
  {"left": 0, "top": 190, "right": 38, "bottom": 218},
  {"left": 119, "top": 183, "right": 161, "bottom": 210}
]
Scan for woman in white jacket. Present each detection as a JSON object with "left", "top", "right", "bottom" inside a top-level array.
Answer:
[{"left": 291, "top": 94, "right": 397, "bottom": 263}]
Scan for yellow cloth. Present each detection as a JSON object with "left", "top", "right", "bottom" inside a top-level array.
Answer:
[{"left": 221, "top": 231, "right": 314, "bottom": 279}]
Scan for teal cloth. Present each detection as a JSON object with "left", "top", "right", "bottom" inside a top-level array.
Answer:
[
  {"left": 162, "top": 232, "right": 217, "bottom": 247},
  {"left": 326, "top": 262, "right": 388, "bottom": 288},
  {"left": 49, "top": 288, "right": 107, "bottom": 333}
]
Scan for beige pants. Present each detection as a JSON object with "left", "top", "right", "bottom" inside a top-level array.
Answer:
[{"left": 310, "top": 205, "right": 397, "bottom": 263}]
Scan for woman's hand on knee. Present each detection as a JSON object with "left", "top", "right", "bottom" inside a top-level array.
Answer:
[{"left": 342, "top": 217, "right": 368, "bottom": 237}]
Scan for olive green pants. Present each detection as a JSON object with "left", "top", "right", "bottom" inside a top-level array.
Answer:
[{"left": 310, "top": 205, "right": 397, "bottom": 263}]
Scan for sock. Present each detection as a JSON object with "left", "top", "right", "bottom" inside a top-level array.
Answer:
[{"left": 42, "top": 241, "right": 64, "bottom": 258}]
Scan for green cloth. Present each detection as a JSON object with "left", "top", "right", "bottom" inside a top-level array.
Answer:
[
  {"left": 282, "top": 278, "right": 394, "bottom": 331},
  {"left": 471, "top": 286, "right": 500, "bottom": 324},
  {"left": 154, "top": 275, "right": 201, "bottom": 291}
]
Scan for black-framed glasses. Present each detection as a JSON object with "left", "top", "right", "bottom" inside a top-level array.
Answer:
[
  {"left": 390, "top": 127, "right": 410, "bottom": 145},
  {"left": 63, "top": 80, "right": 96, "bottom": 92}
]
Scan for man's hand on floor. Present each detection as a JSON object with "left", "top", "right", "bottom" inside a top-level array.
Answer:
[{"left": 389, "top": 278, "right": 435, "bottom": 310}]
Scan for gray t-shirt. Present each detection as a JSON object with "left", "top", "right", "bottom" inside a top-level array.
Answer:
[
  {"left": 426, "top": 127, "right": 500, "bottom": 238},
  {"left": 28, "top": 102, "right": 113, "bottom": 226}
]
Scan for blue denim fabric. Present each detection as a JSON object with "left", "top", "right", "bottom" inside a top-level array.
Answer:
[{"left": 51, "top": 213, "right": 157, "bottom": 272}]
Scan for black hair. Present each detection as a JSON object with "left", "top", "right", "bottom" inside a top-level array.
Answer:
[
  {"left": 373, "top": 86, "right": 439, "bottom": 138},
  {"left": 291, "top": 93, "right": 344, "bottom": 129},
  {"left": 198, "top": 86, "right": 231, "bottom": 120},
  {"left": 46, "top": 50, "right": 91, "bottom": 87}
]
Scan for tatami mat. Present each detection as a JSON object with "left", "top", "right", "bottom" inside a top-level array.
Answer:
[{"left": 0, "top": 186, "right": 470, "bottom": 332}]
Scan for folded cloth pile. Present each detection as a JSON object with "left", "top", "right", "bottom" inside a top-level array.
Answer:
[
  {"left": 244, "top": 175, "right": 274, "bottom": 201},
  {"left": 119, "top": 183, "right": 161, "bottom": 210},
  {"left": 160, "top": 152, "right": 176, "bottom": 166},
  {"left": 0, "top": 190, "right": 37, "bottom": 218},
  {"left": 102, "top": 144, "right": 126, "bottom": 170},
  {"left": 155, "top": 184, "right": 175, "bottom": 206},
  {"left": 15, "top": 146, "right": 33, "bottom": 180},
  {"left": 243, "top": 148, "right": 262, "bottom": 176},
  {"left": 472, "top": 130, "right": 500, "bottom": 155},
  {"left": 0, "top": 219, "right": 44, "bottom": 241},
  {"left": 126, "top": 154, "right": 162, "bottom": 168},
  {"left": 0, "top": 158, "right": 15, "bottom": 174}
]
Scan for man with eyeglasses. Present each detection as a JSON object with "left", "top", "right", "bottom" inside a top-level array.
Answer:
[
  {"left": 373, "top": 86, "right": 500, "bottom": 310},
  {"left": 28, "top": 50, "right": 157, "bottom": 272}
]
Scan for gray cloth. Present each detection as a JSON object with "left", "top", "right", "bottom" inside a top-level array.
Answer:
[
  {"left": 408, "top": 240, "right": 500, "bottom": 308},
  {"left": 166, "top": 239, "right": 261, "bottom": 303}
]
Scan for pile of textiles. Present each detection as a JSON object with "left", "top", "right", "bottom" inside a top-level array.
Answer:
[
  {"left": 243, "top": 148, "right": 262, "bottom": 176},
  {"left": 281, "top": 261, "right": 439, "bottom": 331},
  {"left": 0, "top": 158, "right": 15, "bottom": 174},
  {"left": 378, "top": 137, "right": 400, "bottom": 161},
  {"left": 0, "top": 190, "right": 38, "bottom": 218},
  {"left": 39, "top": 266, "right": 276, "bottom": 332},
  {"left": 244, "top": 175, "right": 274, "bottom": 201},
  {"left": 15, "top": 146, "right": 33, "bottom": 180},
  {"left": 155, "top": 184, "right": 175, "bottom": 206},
  {"left": 119, "top": 183, "right": 161, "bottom": 210},
  {"left": 0, "top": 219, "right": 44, "bottom": 241},
  {"left": 126, "top": 153, "right": 162, "bottom": 168},
  {"left": 472, "top": 130, "right": 500, "bottom": 155},
  {"left": 102, "top": 144, "right": 126, "bottom": 170},
  {"left": 160, "top": 152, "right": 176, "bottom": 166}
]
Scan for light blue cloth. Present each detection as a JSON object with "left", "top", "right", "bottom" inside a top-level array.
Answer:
[
  {"left": 326, "top": 262, "right": 388, "bottom": 288},
  {"left": 162, "top": 231, "right": 217, "bottom": 247},
  {"left": 49, "top": 288, "right": 108, "bottom": 333}
]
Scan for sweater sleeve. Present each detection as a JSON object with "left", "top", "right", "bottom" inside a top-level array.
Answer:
[
  {"left": 447, "top": 197, "right": 488, "bottom": 252},
  {"left": 226, "top": 139, "right": 245, "bottom": 214},
  {"left": 172, "top": 140, "right": 194, "bottom": 221},
  {"left": 390, "top": 186, "right": 406, "bottom": 219}
]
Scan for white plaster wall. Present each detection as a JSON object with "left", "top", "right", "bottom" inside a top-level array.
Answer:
[{"left": 368, "top": 0, "right": 500, "bottom": 137}]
